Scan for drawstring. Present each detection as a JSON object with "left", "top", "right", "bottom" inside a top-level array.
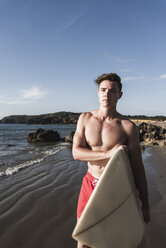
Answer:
[{"left": 92, "top": 178, "right": 99, "bottom": 187}]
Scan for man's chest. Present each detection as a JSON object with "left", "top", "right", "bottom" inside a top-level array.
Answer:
[{"left": 85, "top": 119, "right": 127, "bottom": 148}]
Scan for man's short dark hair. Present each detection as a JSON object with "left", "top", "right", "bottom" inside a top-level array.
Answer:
[{"left": 94, "top": 73, "right": 122, "bottom": 92}]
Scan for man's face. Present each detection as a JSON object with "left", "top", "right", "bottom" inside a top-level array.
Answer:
[{"left": 98, "top": 80, "right": 122, "bottom": 107}]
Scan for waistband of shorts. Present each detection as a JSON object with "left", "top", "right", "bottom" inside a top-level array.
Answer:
[{"left": 86, "top": 171, "right": 99, "bottom": 182}]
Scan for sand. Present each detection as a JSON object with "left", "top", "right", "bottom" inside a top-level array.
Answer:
[
  {"left": 0, "top": 146, "right": 166, "bottom": 248},
  {"left": 0, "top": 147, "right": 87, "bottom": 248},
  {"left": 138, "top": 146, "right": 166, "bottom": 248}
]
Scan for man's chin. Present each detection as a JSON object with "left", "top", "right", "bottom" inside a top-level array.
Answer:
[{"left": 102, "top": 102, "right": 112, "bottom": 107}]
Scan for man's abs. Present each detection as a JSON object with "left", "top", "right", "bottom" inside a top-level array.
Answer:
[{"left": 88, "top": 159, "right": 109, "bottom": 178}]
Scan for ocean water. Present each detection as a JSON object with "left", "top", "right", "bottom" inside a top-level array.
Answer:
[
  {"left": 0, "top": 124, "right": 76, "bottom": 177},
  {"left": 0, "top": 123, "right": 152, "bottom": 178}
]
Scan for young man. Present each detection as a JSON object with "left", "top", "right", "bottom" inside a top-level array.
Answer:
[{"left": 72, "top": 73, "right": 150, "bottom": 248}]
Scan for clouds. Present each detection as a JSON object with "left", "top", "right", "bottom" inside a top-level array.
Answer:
[
  {"left": 122, "top": 76, "right": 143, "bottom": 82},
  {"left": 158, "top": 74, "right": 166, "bottom": 80},
  {"left": 122, "top": 74, "right": 166, "bottom": 83},
  {"left": 104, "top": 53, "right": 140, "bottom": 64},
  {"left": 104, "top": 53, "right": 166, "bottom": 84},
  {"left": 21, "top": 86, "right": 47, "bottom": 99},
  {"left": 53, "top": 0, "right": 99, "bottom": 36},
  {"left": 0, "top": 86, "right": 47, "bottom": 105}
]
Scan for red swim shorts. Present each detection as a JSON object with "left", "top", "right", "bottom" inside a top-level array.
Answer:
[{"left": 77, "top": 171, "right": 99, "bottom": 218}]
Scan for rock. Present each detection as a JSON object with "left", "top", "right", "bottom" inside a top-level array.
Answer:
[
  {"left": 65, "top": 131, "right": 75, "bottom": 143},
  {"left": 152, "top": 142, "right": 159, "bottom": 146},
  {"left": 158, "top": 140, "right": 166, "bottom": 146},
  {"left": 7, "top": 144, "right": 16, "bottom": 147},
  {"left": 28, "top": 128, "right": 61, "bottom": 142},
  {"left": 138, "top": 122, "right": 166, "bottom": 145}
]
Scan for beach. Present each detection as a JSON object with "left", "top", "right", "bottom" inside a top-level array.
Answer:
[
  {"left": 139, "top": 146, "right": 166, "bottom": 248},
  {"left": 0, "top": 144, "right": 166, "bottom": 248},
  {"left": 0, "top": 147, "right": 87, "bottom": 248}
]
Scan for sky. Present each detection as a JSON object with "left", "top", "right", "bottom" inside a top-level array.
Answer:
[{"left": 0, "top": 0, "right": 166, "bottom": 119}]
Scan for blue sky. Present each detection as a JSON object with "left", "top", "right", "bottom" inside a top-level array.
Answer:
[{"left": 0, "top": 0, "right": 166, "bottom": 119}]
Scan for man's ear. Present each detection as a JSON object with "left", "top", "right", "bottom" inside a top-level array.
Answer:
[{"left": 119, "top": 91, "right": 123, "bottom": 99}]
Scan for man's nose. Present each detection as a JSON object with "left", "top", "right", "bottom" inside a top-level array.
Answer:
[{"left": 105, "top": 90, "right": 109, "bottom": 97}]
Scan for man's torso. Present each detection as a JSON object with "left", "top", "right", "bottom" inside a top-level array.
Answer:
[{"left": 84, "top": 110, "right": 131, "bottom": 178}]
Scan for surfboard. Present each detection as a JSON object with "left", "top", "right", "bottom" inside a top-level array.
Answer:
[{"left": 72, "top": 148, "right": 145, "bottom": 248}]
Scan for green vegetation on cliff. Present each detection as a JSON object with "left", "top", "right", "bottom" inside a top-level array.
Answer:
[
  {"left": 0, "top": 112, "right": 81, "bottom": 124},
  {"left": 0, "top": 112, "right": 166, "bottom": 124},
  {"left": 126, "top": 115, "right": 166, "bottom": 121}
]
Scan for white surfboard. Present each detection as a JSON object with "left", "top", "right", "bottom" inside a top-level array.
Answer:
[{"left": 72, "top": 148, "right": 145, "bottom": 248}]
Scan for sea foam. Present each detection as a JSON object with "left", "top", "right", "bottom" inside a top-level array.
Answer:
[{"left": 0, "top": 144, "right": 68, "bottom": 177}]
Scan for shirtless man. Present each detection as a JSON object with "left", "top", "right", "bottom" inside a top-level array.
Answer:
[{"left": 72, "top": 73, "right": 150, "bottom": 248}]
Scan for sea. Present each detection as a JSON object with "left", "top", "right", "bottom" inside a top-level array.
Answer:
[
  {"left": 0, "top": 123, "right": 76, "bottom": 177},
  {"left": 0, "top": 123, "right": 153, "bottom": 178}
]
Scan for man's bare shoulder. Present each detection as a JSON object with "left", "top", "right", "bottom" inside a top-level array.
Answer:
[
  {"left": 79, "top": 110, "right": 98, "bottom": 122},
  {"left": 79, "top": 111, "right": 92, "bottom": 120},
  {"left": 120, "top": 117, "right": 138, "bottom": 134}
]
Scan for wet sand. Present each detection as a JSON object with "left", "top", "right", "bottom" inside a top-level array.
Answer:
[
  {"left": 0, "top": 147, "right": 87, "bottom": 248},
  {"left": 139, "top": 146, "right": 166, "bottom": 248},
  {"left": 0, "top": 146, "right": 166, "bottom": 248}
]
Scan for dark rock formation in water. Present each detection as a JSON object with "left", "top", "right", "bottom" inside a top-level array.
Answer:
[
  {"left": 65, "top": 131, "right": 75, "bottom": 143},
  {"left": 65, "top": 123, "right": 166, "bottom": 145},
  {"left": 28, "top": 128, "right": 61, "bottom": 142},
  {"left": 26, "top": 122, "right": 166, "bottom": 146},
  {"left": 0, "top": 112, "right": 80, "bottom": 124},
  {"left": 139, "top": 122, "right": 166, "bottom": 146}
]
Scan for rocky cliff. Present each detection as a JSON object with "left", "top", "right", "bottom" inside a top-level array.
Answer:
[{"left": 0, "top": 112, "right": 80, "bottom": 124}]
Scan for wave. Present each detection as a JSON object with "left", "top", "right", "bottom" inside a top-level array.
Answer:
[{"left": 0, "top": 143, "right": 69, "bottom": 177}]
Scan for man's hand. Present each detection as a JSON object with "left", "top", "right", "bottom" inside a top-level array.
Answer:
[
  {"left": 120, "top": 145, "right": 128, "bottom": 155},
  {"left": 106, "top": 144, "right": 128, "bottom": 158}
]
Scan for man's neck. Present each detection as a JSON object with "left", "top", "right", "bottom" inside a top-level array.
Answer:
[{"left": 98, "top": 106, "right": 118, "bottom": 120}]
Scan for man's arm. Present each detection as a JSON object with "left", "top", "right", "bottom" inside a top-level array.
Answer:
[
  {"left": 72, "top": 113, "right": 118, "bottom": 162},
  {"left": 126, "top": 122, "right": 150, "bottom": 223}
]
